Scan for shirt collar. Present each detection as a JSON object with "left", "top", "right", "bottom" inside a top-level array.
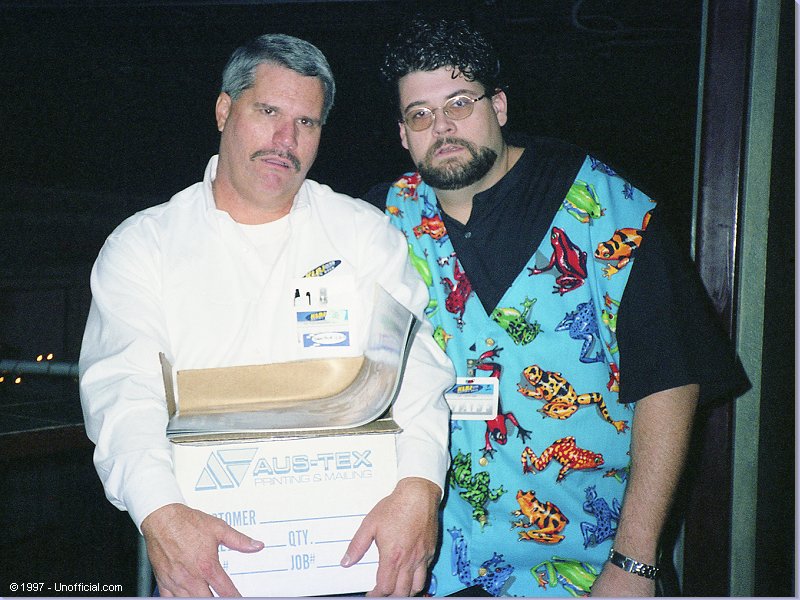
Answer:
[
  {"left": 470, "top": 142, "right": 532, "bottom": 219},
  {"left": 202, "top": 155, "right": 220, "bottom": 215}
]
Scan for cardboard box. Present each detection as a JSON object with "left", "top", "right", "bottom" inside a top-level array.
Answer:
[
  {"left": 165, "top": 287, "right": 413, "bottom": 595},
  {"left": 172, "top": 421, "right": 398, "bottom": 597}
]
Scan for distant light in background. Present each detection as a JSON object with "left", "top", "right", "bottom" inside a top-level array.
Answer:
[{"left": 0, "top": 352, "right": 64, "bottom": 385}]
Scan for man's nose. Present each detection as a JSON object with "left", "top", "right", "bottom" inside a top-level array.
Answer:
[
  {"left": 273, "top": 118, "right": 298, "bottom": 149},
  {"left": 431, "top": 107, "right": 456, "bottom": 135}
]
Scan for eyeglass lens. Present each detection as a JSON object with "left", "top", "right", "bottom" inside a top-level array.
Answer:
[{"left": 404, "top": 96, "right": 483, "bottom": 131}]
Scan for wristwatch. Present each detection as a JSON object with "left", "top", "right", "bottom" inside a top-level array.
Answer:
[{"left": 607, "top": 548, "right": 660, "bottom": 579}]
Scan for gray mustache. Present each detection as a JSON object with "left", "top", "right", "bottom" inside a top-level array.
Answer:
[{"left": 250, "top": 150, "right": 301, "bottom": 172}]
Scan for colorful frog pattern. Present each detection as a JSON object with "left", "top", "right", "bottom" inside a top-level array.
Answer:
[
  {"left": 490, "top": 296, "right": 541, "bottom": 345},
  {"left": 468, "top": 347, "right": 532, "bottom": 458},
  {"left": 432, "top": 325, "right": 453, "bottom": 351},
  {"left": 606, "top": 361, "right": 620, "bottom": 393},
  {"left": 604, "top": 452, "right": 631, "bottom": 483},
  {"left": 555, "top": 301, "right": 604, "bottom": 364},
  {"left": 594, "top": 210, "right": 653, "bottom": 277},
  {"left": 604, "top": 464, "right": 630, "bottom": 483},
  {"left": 580, "top": 485, "right": 620, "bottom": 548},
  {"left": 441, "top": 260, "right": 473, "bottom": 331},
  {"left": 599, "top": 292, "right": 623, "bottom": 392},
  {"left": 521, "top": 437, "right": 605, "bottom": 482},
  {"left": 394, "top": 172, "right": 421, "bottom": 199},
  {"left": 483, "top": 402, "right": 531, "bottom": 458},
  {"left": 561, "top": 180, "right": 605, "bottom": 224},
  {"left": 511, "top": 489, "right": 569, "bottom": 543},
  {"left": 448, "top": 527, "right": 515, "bottom": 596},
  {"left": 517, "top": 365, "right": 629, "bottom": 433},
  {"left": 533, "top": 556, "right": 599, "bottom": 597},
  {"left": 529, "top": 227, "right": 588, "bottom": 295},
  {"left": 600, "top": 293, "right": 620, "bottom": 352},
  {"left": 385, "top": 205, "right": 403, "bottom": 218},
  {"left": 384, "top": 153, "right": 655, "bottom": 596},
  {"left": 406, "top": 243, "right": 432, "bottom": 286},
  {"left": 414, "top": 214, "right": 448, "bottom": 245},
  {"left": 450, "top": 450, "right": 506, "bottom": 526}
]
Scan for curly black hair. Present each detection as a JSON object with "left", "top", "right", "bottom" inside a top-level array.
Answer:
[{"left": 381, "top": 16, "right": 502, "bottom": 114}]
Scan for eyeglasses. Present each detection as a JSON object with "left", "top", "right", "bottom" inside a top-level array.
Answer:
[{"left": 401, "top": 94, "right": 488, "bottom": 131}]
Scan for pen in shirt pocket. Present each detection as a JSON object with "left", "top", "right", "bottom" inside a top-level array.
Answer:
[{"left": 303, "top": 259, "right": 341, "bottom": 278}]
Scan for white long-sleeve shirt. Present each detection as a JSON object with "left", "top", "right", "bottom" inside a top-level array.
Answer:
[{"left": 79, "top": 156, "right": 454, "bottom": 530}]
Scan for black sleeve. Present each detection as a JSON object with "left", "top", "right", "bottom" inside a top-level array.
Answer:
[
  {"left": 363, "top": 182, "right": 392, "bottom": 211},
  {"left": 616, "top": 205, "right": 750, "bottom": 405}
]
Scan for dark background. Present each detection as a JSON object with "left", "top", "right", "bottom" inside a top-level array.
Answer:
[
  {"left": 0, "top": 0, "right": 792, "bottom": 597},
  {"left": 1, "top": 0, "right": 702, "bottom": 289}
]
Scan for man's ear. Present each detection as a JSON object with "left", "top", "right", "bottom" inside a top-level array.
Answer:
[
  {"left": 399, "top": 120, "right": 409, "bottom": 150},
  {"left": 215, "top": 93, "right": 232, "bottom": 132},
  {"left": 491, "top": 90, "right": 509, "bottom": 128}
]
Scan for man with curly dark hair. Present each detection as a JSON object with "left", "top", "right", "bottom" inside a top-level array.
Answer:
[{"left": 366, "top": 15, "right": 748, "bottom": 597}]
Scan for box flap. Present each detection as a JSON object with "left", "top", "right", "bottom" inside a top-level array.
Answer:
[
  {"left": 160, "top": 352, "right": 176, "bottom": 417},
  {"left": 175, "top": 355, "right": 364, "bottom": 414},
  {"left": 169, "top": 416, "right": 401, "bottom": 444}
]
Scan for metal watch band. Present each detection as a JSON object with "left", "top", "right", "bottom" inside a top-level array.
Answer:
[{"left": 607, "top": 548, "right": 660, "bottom": 580}]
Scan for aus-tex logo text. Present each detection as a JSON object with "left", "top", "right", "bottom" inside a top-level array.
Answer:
[{"left": 194, "top": 447, "right": 376, "bottom": 491}]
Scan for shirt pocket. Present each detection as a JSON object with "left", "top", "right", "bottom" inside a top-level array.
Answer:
[{"left": 290, "top": 262, "right": 366, "bottom": 359}]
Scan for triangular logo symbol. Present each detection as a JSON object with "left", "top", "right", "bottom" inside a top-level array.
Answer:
[{"left": 195, "top": 447, "right": 258, "bottom": 491}]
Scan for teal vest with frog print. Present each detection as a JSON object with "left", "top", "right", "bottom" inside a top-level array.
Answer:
[{"left": 385, "top": 158, "right": 655, "bottom": 597}]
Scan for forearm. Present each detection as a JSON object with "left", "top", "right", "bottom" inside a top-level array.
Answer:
[
  {"left": 81, "top": 364, "right": 183, "bottom": 528},
  {"left": 80, "top": 240, "right": 183, "bottom": 528},
  {"left": 612, "top": 384, "right": 699, "bottom": 563},
  {"left": 83, "top": 386, "right": 185, "bottom": 529},
  {"left": 367, "top": 222, "right": 454, "bottom": 490},
  {"left": 392, "top": 318, "right": 453, "bottom": 492}
]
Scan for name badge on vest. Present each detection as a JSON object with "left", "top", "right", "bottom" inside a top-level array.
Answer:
[{"left": 444, "top": 377, "right": 499, "bottom": 420}]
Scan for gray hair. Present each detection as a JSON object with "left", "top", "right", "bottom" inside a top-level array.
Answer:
[{"left": 220, "top": 33, "right": 336, "bottom": 124}]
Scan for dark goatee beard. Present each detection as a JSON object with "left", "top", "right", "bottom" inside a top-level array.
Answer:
[{"left": 417, "top": 137, "right": 498, "bottom": 190}]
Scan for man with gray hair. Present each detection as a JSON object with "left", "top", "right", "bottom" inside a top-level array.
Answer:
[{"left": 79, "top": 33, "right": 453, "bottom": 597}]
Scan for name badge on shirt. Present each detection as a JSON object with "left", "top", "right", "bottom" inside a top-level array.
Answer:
[
  {"left": 291, "top": 274, "right": 354, "bottom": 354},
  {"left": 444, "top": 377, "right": 499, "bottom": 420},
  {"left": 295, "top": 309, "right": 350, "bottom": 347}
]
